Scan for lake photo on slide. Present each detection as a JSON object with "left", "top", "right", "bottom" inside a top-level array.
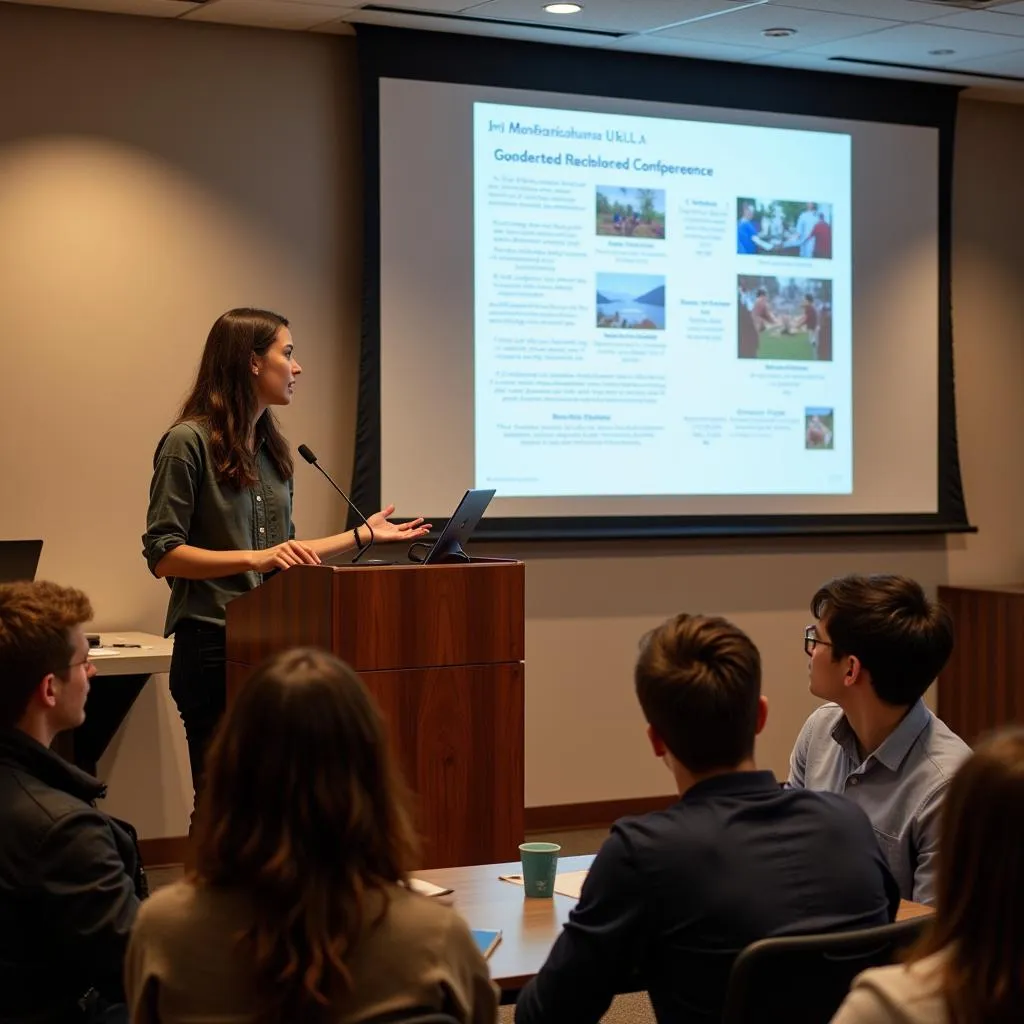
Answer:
[{"left": 596, "top": 273, "right": 666, "bottom": 330}]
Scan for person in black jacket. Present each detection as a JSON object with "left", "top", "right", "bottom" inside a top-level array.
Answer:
[{"left": 0, "top": 581, "right": 143, "bottom": 1024}]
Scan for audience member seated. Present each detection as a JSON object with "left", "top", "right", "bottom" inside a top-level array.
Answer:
[
  {"left": 125, "top": 647, "right": 498, "bottom": 1024},
  {"left": 830, "top": 728, "right": 1024, "bottom": 1024},
  {"left": 515, "top": 614, "right": 900, "bottom": 1024},
  {"left": 0, "top": 581, "right": 144, "bottom": 1024},
  {"left": 789, "top": 575, "right": 970, "bottom": 904}
]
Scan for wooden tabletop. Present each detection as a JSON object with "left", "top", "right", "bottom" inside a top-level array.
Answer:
[
  {"left": 92, "top": 632, "right": 173, "bottom": 676},
  {"left": 413, "top": 855, "right": 933, "bottom": 993},
  {"left": 414, "top": 855, "right": 591, "bottom": 992}
]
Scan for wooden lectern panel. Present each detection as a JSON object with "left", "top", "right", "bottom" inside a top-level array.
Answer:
[
  {"left": 226, "top": 561, "right": 525, "bottom": 673},
  {"left": 332, "top": 561, "right": 524, "bottom": 671},
  {"left": 364, "top": 663, "right": 524, "bottom": 868},
  {"left": 224, "top": 559, "right": 526, "bottom": 867},
  {"left": 226, "top": 565, "right": 334, "bottom": 669},
  {"left": 938, "top": 584, "right": 1024, "bottom": 744}
]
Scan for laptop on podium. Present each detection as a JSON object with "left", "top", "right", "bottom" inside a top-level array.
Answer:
[{"left": 422, "top": 489, "right": 495, "bottom": 564}]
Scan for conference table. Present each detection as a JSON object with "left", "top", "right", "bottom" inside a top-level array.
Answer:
[{"left": 413, "top": 855, "right": 933, "bottom": 1001}]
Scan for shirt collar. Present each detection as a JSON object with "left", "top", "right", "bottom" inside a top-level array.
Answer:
[
  {"left": 831, "top": 699, "right": 931, "bottom": 772},
  {"left": 0, "top": 727, "right": 106, "bottom": 803},
  {"left": 682, "top": 770, "right": 780, "bottom": 802}
]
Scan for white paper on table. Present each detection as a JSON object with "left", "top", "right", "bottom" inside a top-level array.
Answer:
[
  {"left": 499, "top": 869, "right": 589, "bottom": 899},
  {"left": 87, "top": 648, "right": 122, "bottom": 657},
  {"left": 408, "top": 877, "right": 454, "bottom": 897}
]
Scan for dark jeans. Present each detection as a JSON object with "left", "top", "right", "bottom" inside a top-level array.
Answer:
[{"left": 168, "top": 619, "right": 226, "bottom": 815}]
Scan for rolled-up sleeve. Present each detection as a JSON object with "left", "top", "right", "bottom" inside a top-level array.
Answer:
[{"left": 142, "top": 428, "right": 202, "bottom": 576}]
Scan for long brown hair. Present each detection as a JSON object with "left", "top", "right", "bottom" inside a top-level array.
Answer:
[
  {"left": 177, "top": 308, "right": 294, "bottom": 489},
  {"left": 908, "top": 729, "right": 1024, "bottom": 1023},
  {"left": 191, "top": 648, "right": 420, "bottom": 1024}
]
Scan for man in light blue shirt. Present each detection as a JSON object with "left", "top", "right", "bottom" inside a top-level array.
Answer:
[{"left": 789, "top": 574, "right": 970, "bottom": 905}]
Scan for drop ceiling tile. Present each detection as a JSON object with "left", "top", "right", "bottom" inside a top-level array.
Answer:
[
  {"left": 797, "top": 21, "right": 1024, "bottom": 61},
  {"left": 272, "top": 0, "right": 356, "bottom": 7},
  {"left": 944, "top": 47, "right": 1024, "bottom": 74},
  {"left": 309, "top": 14, "right": 357, "bottom": 29},
  {"left": 458, "top": 0, "right": 750, "bottom": 35},
  {"left": 751, "top": 48, "right": 967, "bottom": 83},
  {"left": 652, "top": 6, "right": 898, "bottom": 50},
  {"left": 608, "top": 33, "right": 779, "bottom": 62},
  {"left": 1, "top": 0, "right": 198, "bottom": 15},
  {"left": 184, "top": 0, "right": 353, "bottom": 27},
  {"left": 347, "top": 3, "right": 612, "bottom": 44},
  {"left": 767, "top": 0, "right": 961, "bottom": 21},
  {"left": 926, "top": 9, "right": 1024, "bottom": 36},
  {"left": 350, "top": 0, "right": 497, "bottom": 12}
]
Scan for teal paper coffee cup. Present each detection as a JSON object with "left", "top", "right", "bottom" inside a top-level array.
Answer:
[{"left": 519, "top": 842, "right": 560, "bottom": 898}]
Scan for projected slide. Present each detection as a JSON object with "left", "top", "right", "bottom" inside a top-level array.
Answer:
[{"left": 473, "top": 102, "right": 852, "bottom": 498}]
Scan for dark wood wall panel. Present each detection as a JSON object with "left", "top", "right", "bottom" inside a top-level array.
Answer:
[{"left": 938, "top": 585, "right": 1024, "bottom": 744}]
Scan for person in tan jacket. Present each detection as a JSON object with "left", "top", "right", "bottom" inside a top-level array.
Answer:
[
  {"left": 830, "top": 729, "right": 1024, "bottom": 1024},
  {"left": 125, "top": 648, "right": 498, "bottom": 1024}
]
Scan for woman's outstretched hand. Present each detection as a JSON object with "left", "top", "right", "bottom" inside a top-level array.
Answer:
[{"left": 366, "top": 505, "right": 431, "bottom": 544}]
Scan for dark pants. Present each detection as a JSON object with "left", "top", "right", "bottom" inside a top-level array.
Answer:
[{"left": 168, "top": 619, "right": 226, "bottom": 815}]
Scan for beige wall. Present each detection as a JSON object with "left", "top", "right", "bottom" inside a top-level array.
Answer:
[{"left": 0, "top": 3, "right": 1021, "bottom": 836}]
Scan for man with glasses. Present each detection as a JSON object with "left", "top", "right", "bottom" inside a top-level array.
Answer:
[
  {"left": 0, "top": 581, "right": 143, "bottom": 1023},
  {"left": 789, "top": 574, "right": 970, "bottom": 905}
]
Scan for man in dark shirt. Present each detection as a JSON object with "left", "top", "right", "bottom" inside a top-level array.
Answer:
[
  {"left": 0, "top": 581, "right": 143, "bottom": 1023},
  {"left": 516, "top": 614, "right": 899, "bottom": 1024}
]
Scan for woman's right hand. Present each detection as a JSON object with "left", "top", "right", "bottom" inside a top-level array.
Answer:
[{"left": 251, "top": 541, "right": 322, "bottom": 574}]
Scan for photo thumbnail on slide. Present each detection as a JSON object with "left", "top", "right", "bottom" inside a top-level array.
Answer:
[
  {"left": 805, "top": 408, "right": 835, "bottom": 450},
  {"left": 738, "top": 276, "right": 832, "bottom": 361},
  {"left": 596, "top": 273, "right": 665, "bottom": 330},
  {"left": 595, "top": 186, "right": 666, "bottom": 239},
  {"left": 737, "top": 199, "right": 833, "bottom": 259}
]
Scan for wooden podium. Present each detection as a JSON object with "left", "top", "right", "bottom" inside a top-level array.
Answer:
[
  {"left": 938, "top": 583, "right": 1024, "bottom": 745},
  {"left": 224, "top": 559, "right": 525, "bottom": 869}
]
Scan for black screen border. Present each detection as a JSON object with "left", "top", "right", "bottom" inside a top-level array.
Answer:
[{"left": 353, "top": 26, "right": 973, "bottom": 541}]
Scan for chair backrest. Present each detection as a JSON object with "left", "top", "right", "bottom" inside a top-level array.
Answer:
[{"left": 721, "top": 916, "right": 928, "bottom": 1024}]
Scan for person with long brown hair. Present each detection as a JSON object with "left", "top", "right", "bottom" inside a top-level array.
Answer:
[
  {"left": 125, "top": 647, "right": 497, "bottom": 1024},
  {"left": 143, "top": 309, "right": 429, "bottom": 808},
  {"left": 830, "top": 728, "right": 1024, "bottom": 1024}
]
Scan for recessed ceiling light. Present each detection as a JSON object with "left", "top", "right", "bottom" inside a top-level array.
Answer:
[
  {"left": 762, "top": 26, "right": 797, "bottom": 38},
  {"left": 929, "top": 48, "right": 956, "bottom": 56},
  {"left": 544, "top": 2, "right": 583, "bottom": 13}
]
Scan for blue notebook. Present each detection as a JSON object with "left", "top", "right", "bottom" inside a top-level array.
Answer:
[{"left": 471, "top": 929, "right": 502, "bottom": 959}]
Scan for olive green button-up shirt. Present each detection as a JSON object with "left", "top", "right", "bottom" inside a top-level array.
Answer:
[{"left": 142, "top": 421, "right": 294, "bottom": 637}]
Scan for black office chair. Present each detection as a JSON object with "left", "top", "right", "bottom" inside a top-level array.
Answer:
[{"left": 720, "top": 916, "right": 929, "bottom": 1024}]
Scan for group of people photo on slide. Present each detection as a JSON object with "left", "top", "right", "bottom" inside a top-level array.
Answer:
[
  {"left": 736, "top": 196, "right": 834, "bottom": 363},
  {"left": 591, "top": 188, "right": 834, "bottom": 361}
]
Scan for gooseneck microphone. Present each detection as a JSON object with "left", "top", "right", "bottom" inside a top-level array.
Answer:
[{"left": 297, "top": 444, "right": 375, "bottom": 563}]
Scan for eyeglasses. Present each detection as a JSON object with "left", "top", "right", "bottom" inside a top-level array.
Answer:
[
  {"left": 65, "top": 656, "right": 93, "bottom": 672},
  {"left": 803, "top": 627, "right": 833, "bottom": 657}
]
